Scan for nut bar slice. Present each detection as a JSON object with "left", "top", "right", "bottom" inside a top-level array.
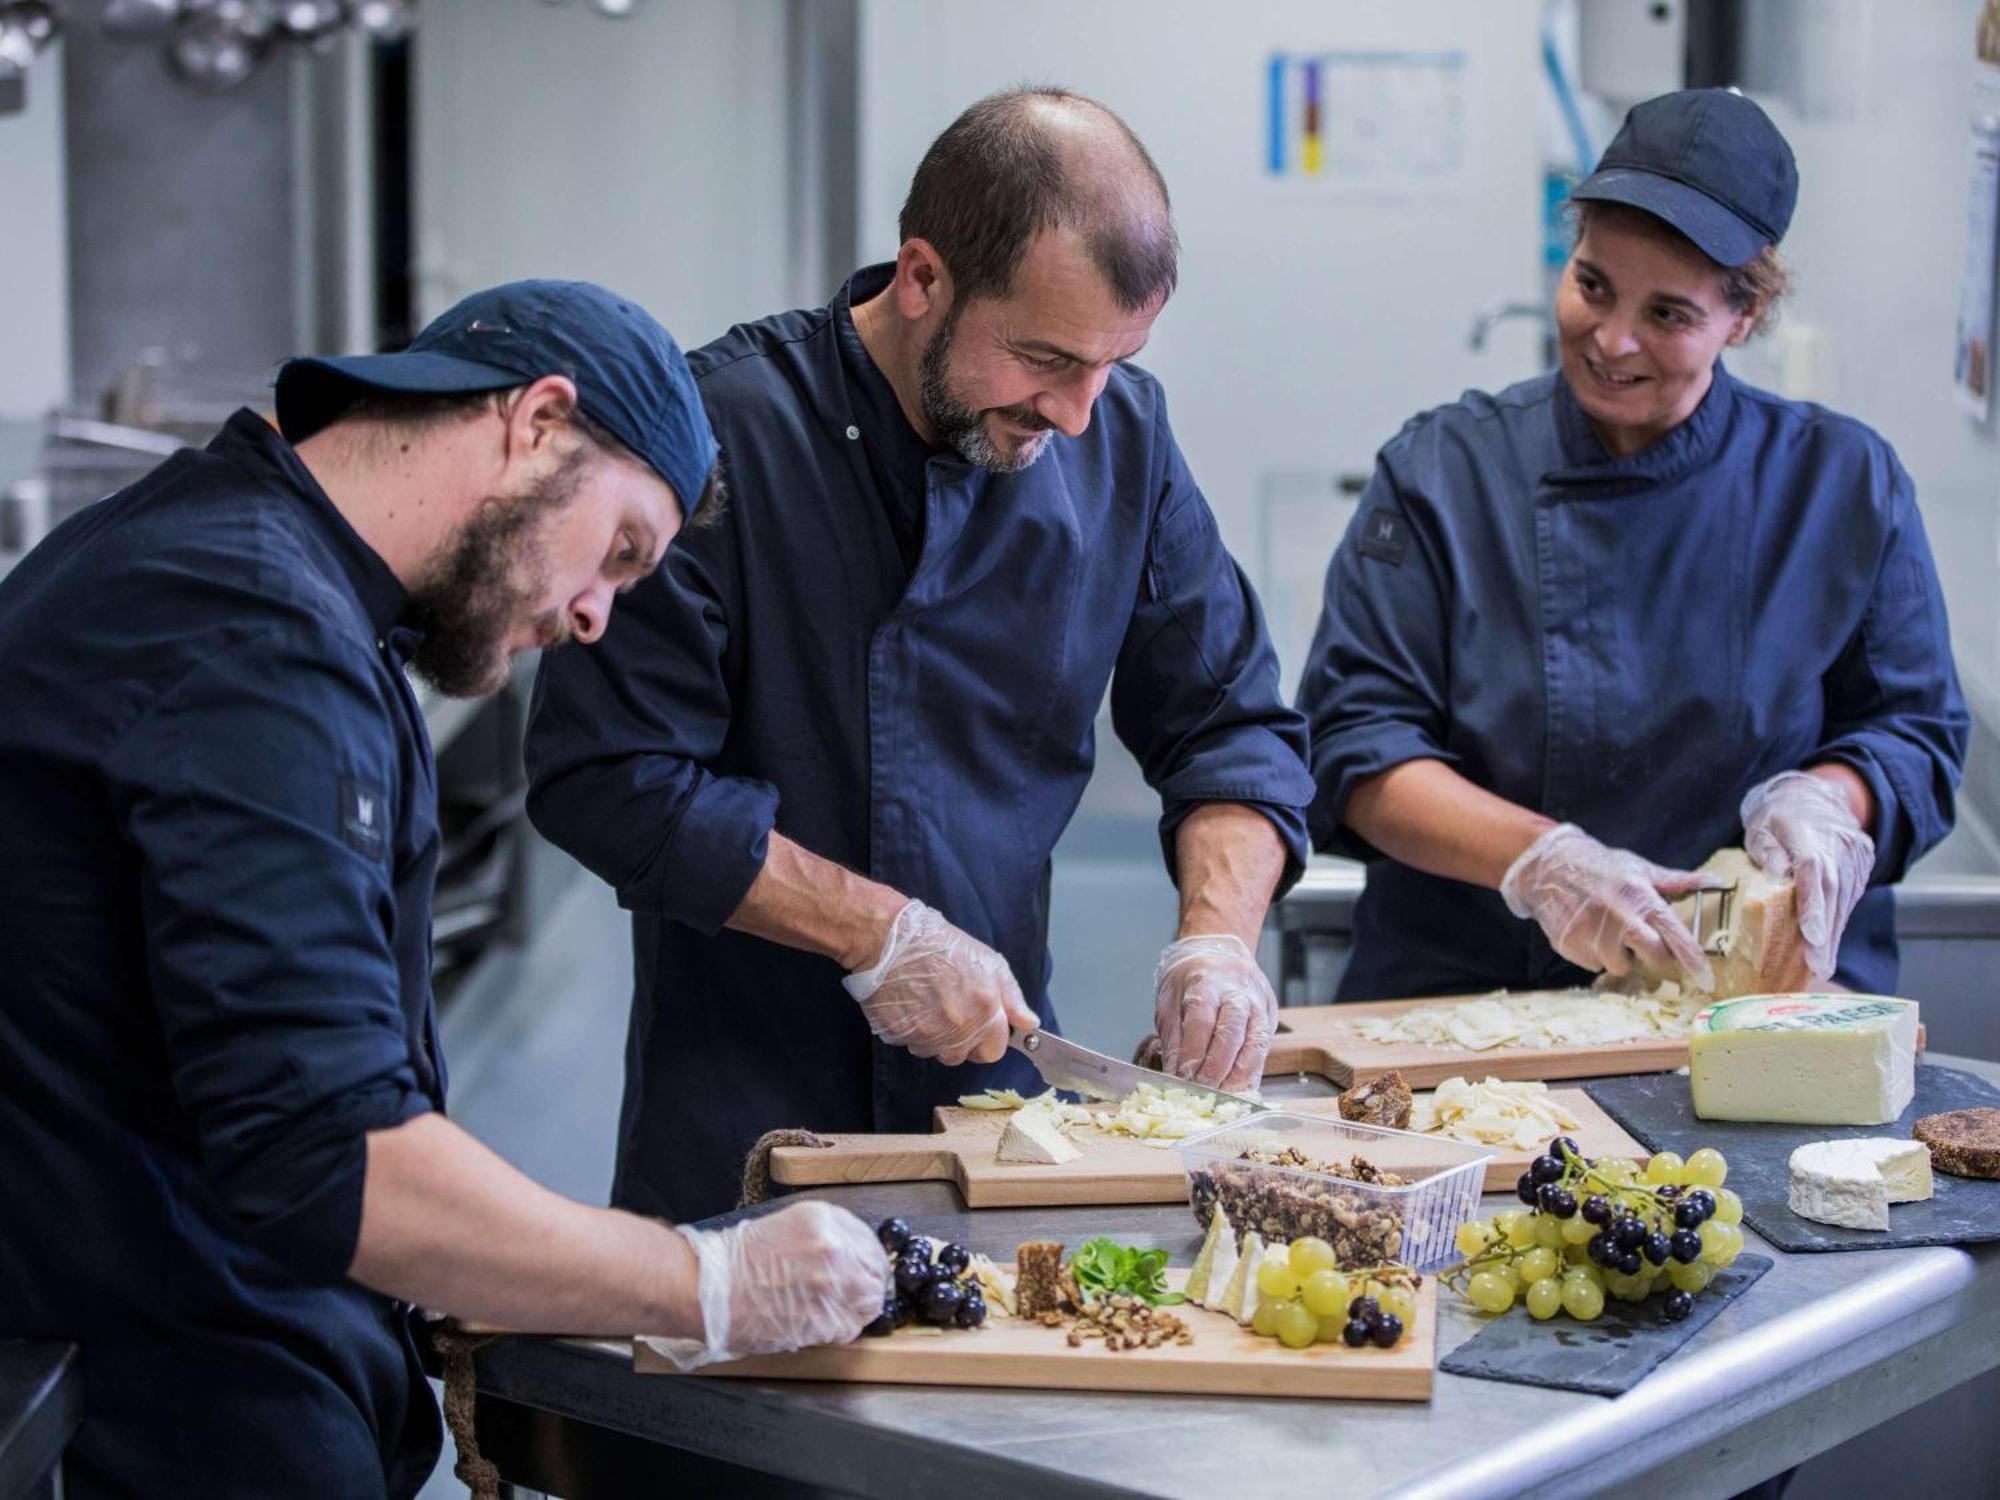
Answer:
[{"left": 1015, "top": 1240, "right": 1066, "bottom": 1317}]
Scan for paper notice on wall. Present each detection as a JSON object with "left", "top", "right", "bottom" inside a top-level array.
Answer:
[
  {"left": 1264, "top": 50, "right": 1468, "bottom": 195},
  {"left": 1955, "top": 42, "right": 2000, "bottom": 416}
]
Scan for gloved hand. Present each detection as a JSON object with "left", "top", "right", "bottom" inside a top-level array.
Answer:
[
  {"left": 1499, "top": 823, "right": 1717, "bottom": 985},
  {"left": 1153, "top": 934, "right": 1278, "bottom": 1093},
  {"left": 842, "top": 899, "right": 1038, "bottom": 1065},
  {"left": 1741, "top": 770, "right": 1874, "bottom": 983},
  {"left": 654, "top": 1201, "right": 889, "bottom": 1371}
]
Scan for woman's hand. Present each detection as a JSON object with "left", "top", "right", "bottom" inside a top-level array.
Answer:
[{"left": 1741, "top": 770, "right": 1874, "bottom": 983}]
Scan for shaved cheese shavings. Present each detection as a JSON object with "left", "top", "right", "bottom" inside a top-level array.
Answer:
[
  {"left": 1411, "top": 1075, "right": 1582, "bottom": 1150},
  {"left": 1352, "top": 989, "right": 1702, "bottom": 1052},
  {"left": 957, "top": 1088, "right": 1033, "bottom": 1110},
  {"left": 1093, "top": 1083, "right": 1259, "bottom": 1146},
  {"left": 957, "top": 1083, "right": 1254, "bottom": 1149}
]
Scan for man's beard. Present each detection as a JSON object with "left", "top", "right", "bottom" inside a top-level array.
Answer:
[
  {"left": 404, "top": 454, "right": 583, "bottom": 698},
  {"left": 917, "top": 308, "right": 1055, "bottom": 473}
]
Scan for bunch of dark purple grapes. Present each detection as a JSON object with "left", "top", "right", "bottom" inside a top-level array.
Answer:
[{"left": 865, "top": 1217, "right": 987, "bottom": 1336}]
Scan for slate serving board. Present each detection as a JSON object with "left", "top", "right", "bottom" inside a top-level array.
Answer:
[
  {"left": 1440, "top": 1255, "right": 1772, "bottom": 1397},
  {"left": 1584, "top": 1066, "right": 2000, "bottom": 1253}
]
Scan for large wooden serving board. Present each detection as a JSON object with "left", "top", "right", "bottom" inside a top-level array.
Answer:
[
  {"left": 1263, "top": 993, "right": 1695, "bottom": 1089},
  {"left": 767, "top": 1090, "right": 1643, "bottom": 1201},
  {"left": 1264, "top": 993, "right": 1927, "bottom": 1090},
  {"left": 640, "top": 1270, "right": 1436, "bottom": 1400}
]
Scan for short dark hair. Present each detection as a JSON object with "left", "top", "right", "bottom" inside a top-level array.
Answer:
[
  {"left": 331, "top": 385, "right": 726, "bottom": 528},
  {"left": 898, "top": 86, "right": 1178, "bottom": 312}
]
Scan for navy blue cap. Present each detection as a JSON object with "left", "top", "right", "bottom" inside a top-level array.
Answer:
[
  {"left": 275, "top": 279, "right": 718, "bottom": 515},
  {"left": 1570, "top": 89, "right": 1796, "bottom": 268}
]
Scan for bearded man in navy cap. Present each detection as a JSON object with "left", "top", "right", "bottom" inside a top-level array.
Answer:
[{"left": 0, "top": 281, "right": 888, "bottom": 1499}]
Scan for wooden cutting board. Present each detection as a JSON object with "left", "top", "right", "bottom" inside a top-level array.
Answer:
[
  {"left": 1264, "top": 993, "right": 1695, "bottom": 1088},
  {"left": 1265, "top": 993, "right": 1927, "bottom": 1089},
  {"left": 766, "top": 1090, "right": 1643, "bottom": 1201},
  {"left": 640, "top": 1269, "right": 1436, "bottom": 1400}
]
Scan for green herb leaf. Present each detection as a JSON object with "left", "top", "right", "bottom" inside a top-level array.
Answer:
[{"left": 1068, "top": 1236, "right": 1183, "bottom": 1306}]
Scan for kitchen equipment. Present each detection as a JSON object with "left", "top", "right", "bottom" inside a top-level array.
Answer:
[
  {"left": 1009, "top": 1026, "right": 1267, "bottom": 1115},
  {"left": 1683, "top": 882, "right": 1738, "bottom": 955},
  {"left": 1267, "top": 993, "right": 1710, "bottom": 1088},
  {"left": 1174, "top": 1113, "right": 1490, "bottom": 1273},
  {"left": 766, "top": 1091, "right": 1644, "bottom": 1203},
  {"left": 638, "top": 1269, "right": 1437, "bottom": 1400}
]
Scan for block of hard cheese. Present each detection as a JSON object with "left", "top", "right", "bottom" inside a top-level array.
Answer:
[
  {"left": 1689, "top": 995, "right": 1919, "bottom": 1125},
  {"left": 1641, "top": 848, "right": 1811, "bottom": 998}
]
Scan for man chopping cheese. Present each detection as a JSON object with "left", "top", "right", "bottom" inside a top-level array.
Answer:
[
  {"left": 0, "top": 282, "right": 886, "bottom": 1498},
  {"left": 526, "top": 87, "right": 1314, "bottom": 1222},
  {"left": 1298, "top": 89, "right": 1968, "bottom": 1001}
]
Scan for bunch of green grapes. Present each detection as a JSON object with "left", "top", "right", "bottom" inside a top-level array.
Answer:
[
  {"left": 1248, "top": 1237, "right": 1419, "bottom": 1350},
  {"left": 1443, "top": 1138, "right": 1745, "bottom": 1325}
]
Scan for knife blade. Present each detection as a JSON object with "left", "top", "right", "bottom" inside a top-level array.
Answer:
[{"left": 1007, "top": 1027, "right": 1268, "bottom": 1114}]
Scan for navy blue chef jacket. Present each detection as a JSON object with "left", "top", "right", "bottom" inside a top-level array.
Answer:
[
  {"left": 526, "top": 264, "right": 1314, "bottom": 1222},
  {"left": 1298, "top": 364, "right": 1969, "bottom": 1001},
  {"left": 0, "top": 411, "right": 445, "bottom": 1497}
]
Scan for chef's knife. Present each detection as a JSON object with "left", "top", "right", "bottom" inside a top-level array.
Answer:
[{"left": 1007, "top": 1026, "right": 1268, "bottom": 1114}]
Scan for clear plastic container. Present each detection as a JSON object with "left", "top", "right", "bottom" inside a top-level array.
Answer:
[{"left": 1174, "top": 1112, "right": 1492, "bottom": 1273}]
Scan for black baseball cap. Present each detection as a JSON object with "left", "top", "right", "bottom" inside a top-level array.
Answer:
[
  {"left": 275, "top": 279, "right": 718, "bottom": 515},
  {"left": 1570, "top": 89, "right": 1797, "bottom": 268}
]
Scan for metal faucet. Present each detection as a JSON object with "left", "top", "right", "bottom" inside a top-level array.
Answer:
[{"left": 1468, "top": 301, "right": 1552, "bottom": 354}]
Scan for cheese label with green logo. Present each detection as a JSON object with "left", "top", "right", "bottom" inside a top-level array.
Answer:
[{"left": 1689, "top": 995, "right": 1918, "bottom": 1126}]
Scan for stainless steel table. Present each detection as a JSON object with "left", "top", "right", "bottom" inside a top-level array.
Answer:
[{"left": 456, "top": 1056, "right": 2000, "bottom": 1500}]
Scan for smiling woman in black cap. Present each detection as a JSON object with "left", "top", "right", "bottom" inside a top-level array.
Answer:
[{"left": 1297, "top": 89, "right": 1969, "bottom": 1001}]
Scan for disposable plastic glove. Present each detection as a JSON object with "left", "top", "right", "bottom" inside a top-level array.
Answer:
[
  {"left": 1154, "top": 934, "right": 1278, "bottom": 1094},
  {"left": 842, "top": 899, "right": 1038, "bottom": 1066},
  {"left": 1499, "top": 823, "right": 1717, "bottom": 985},
  {"left": 1741, "top": 770, "right": 1874, "bottom": 983},
  {"left": 652, "top": 1201, "right": 889, "bottom": 1371}
]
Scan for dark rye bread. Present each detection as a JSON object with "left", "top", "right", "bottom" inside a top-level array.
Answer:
[
  {"left": 1912, "top": 1107, "right": 2000, "bottom": 1179},
  {"left": 1339, "top": 1070, "right": 1414, "bottom": 1130}
]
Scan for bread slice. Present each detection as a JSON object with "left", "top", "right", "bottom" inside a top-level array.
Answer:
[{"left": 1912, "top": 1107, "right": 2000, "bottom": 1179}]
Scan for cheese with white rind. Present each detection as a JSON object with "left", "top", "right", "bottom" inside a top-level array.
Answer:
[
  {"left": 995, "top": 1106, "right": 1080, "bottom": 1164},
  {"left": 1199, "top": 1218, "right": 1240, "bottom": 1314},
  {"left": 1689, "top": 995, "right": 1918, "bottom": 1126},
  {"left": 1235, "top": 1235, "right": 1275, "bottom": 1328},
  {"left": 1184, "top": 1206, "right": 1231, "bottom": 1307},
  {"left": 1787, "top": 1138, "right": 1934, "bottom": 1231},
  {"left": 1219, "top": 1231, "right": 1264, "bottom": 1323}
]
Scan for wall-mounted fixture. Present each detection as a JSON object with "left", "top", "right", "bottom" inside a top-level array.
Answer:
[
  {"left": 95, "top": 0, "right": 415, "bottom": 93},
  {"left": 0, "top": 1, "right": 62, "bottom": 115}
]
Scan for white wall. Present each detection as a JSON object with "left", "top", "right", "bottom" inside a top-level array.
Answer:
[
  {"left": 857, "top": 0, "right": 1547, "bottom": 687},
  {"left": 413, "top": 0, "right": 796, "bottom": 352},
  {"left": 0, "top": 43, "right": 70, "bottom": 421},
  {"left": 1734, "top": 0, "right": 2000, "bottom": 715}
]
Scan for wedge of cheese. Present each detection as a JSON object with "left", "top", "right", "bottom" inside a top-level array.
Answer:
[
  {"left": 1233, "top": 1234, "right": 1274, "bottom": 1328},
  {"left": 995, "top": 1105, "right": 1080, "bottom": 1164},
  {"left": 1199, "top": 1217, "right": 1240, "bottom": 1314},
  {"left": 1788, "top": 1138, "right": 1933, "bottom": 1230},
  {"left": 1690, "top": 995, "right": 1918, "bottom": 1125},
  {"left": 1184, "top": 1206, "right": 1233, "bottom": 1307},
  {"left": 1218, "top": 1230, "right": 1264, "bottom": 1323}
]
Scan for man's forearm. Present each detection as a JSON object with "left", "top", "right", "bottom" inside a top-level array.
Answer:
[
  {"left": 1345, "top": 758, "right": 1555, "bottom": 890},
  {"left": 724, "top": 830, "right": 909, "bottom": 971},
  {"left": 352, "top": 1111, "right": 701, "bottom": 1337},
  {"left": 1174, "top": 803, "right": 1290, "bottom": 947}
]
